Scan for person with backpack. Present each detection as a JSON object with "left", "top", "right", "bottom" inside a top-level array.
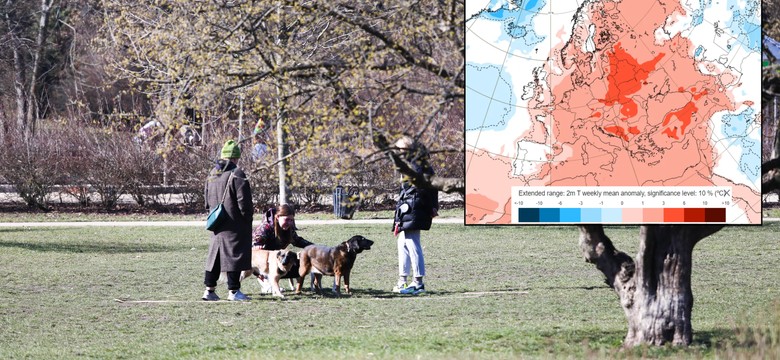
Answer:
[{"left": 391, "top": 136, "right": 439, "bottom": 295}]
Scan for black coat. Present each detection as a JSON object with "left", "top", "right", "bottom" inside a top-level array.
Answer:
[
  {"left": 394, "top": 185, "right": 438, "bottom": 232},
  {"left": 393, "top": 145, "right": 439, "bottom": 232},
  {"left": 204, "top": 161, "right": 253, "bottom": 272}
]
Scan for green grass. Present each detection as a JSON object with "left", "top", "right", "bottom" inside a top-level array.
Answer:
[
  {"left": 0, "top": 207, "right": 463, "bottom": 222},
  {"left": 764, "top": 207, "right": 780, "bottom": 219},
  {"left": 0, "top": 223, "right": 777, "bottom": 359}
]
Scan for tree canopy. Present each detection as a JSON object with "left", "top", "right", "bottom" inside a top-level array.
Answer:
[{"left": 101, "top": 0, "right": 465, "bottom": 194}]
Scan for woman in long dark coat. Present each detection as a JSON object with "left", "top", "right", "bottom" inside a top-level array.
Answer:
[{"left": 202, "top": 140, "right": 254, "bottom": 301}]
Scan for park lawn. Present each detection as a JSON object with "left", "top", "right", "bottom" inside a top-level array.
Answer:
[
  {"left": 0, "top": 207, "right": 463, "bottom": 223},
  {"left": 0, "top": 223, "right": 777, "bottom": 359}
]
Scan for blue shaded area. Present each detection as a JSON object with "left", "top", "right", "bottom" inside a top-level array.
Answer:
[
  {"left": 744, "top": 21, "right": 760, "bottom": 50},
  {"left": 724, "top": 0, "right": 760, "bottom": 51},
  {"left": 484, "top": 8, "right": 505, "bottom": 20},
  {"left": 694, "top": 46, "right": 704, "bottom": 58},
  {"left": 477, "top": 0, "right": 547, "bottom": 54},
  {"left": 690, "top": 0, "right": 711, "bottom": 27},
  {"left": 518, "top": 208, "right": 540, "bottom": 222},
  {"left": 602, "top": 208, "right": 623, "bottom": 223},
  {"left": 580, "top": 208, "right": 602, "bottom": 223},
  {"left": 466, "top": 63, "right": 516, "bottom": 131},
  {"left": 721, "top": 108, "right": 760, "bottom": 184},
  {"left": 538, "top": 208, "right": 560, "bottom": 222},
  {"left": 559, "top": 208, "right": 581, "bottom": 222}
]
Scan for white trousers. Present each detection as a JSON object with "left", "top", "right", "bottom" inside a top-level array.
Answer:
[{"left": 397, "top": 230, "right": 425, "bottom": 278}]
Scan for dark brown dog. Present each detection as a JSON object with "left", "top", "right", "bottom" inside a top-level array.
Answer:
[{"left": 295, "top": 235, "right": 374, "bottom": 295}]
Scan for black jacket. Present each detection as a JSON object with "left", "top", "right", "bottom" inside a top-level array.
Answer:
[
  {"left": 394, "top": 184, "right": 438, "bottom": 232},
  {"left": 393, "top": 145, "right": 438, "bottom": 233}
]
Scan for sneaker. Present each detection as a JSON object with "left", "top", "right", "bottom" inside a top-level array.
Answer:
[
  {"left": 202, "top": 290, "right": 220, "bottom": 301},
  {"left": 399, "top": 283, "right": 425, "bottom": 295},
  {"left": 392, "top": 282, "right": 408, "bottom": 293},
  {"left": 228, "top": 290, "right": 250, "bottom": 301}
]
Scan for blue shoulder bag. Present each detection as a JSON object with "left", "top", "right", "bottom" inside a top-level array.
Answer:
[{"left": 205, "top": 171, "right": 234, "bottom": 231}]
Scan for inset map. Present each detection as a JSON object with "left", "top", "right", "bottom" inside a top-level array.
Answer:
[{"left": 465, "top": 0, "right": 761, "bottom": 224}]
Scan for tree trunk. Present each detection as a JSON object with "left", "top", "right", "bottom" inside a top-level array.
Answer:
[
  {"left": 578, "top": 224, "right": 724, "bottom": 347},
  {"left": 25, "top": 0, "right": 55, "bottom": 135},
  {"left": 275, "top": 90, "right": 289, "bottom": 205},
  {"left": 11, "top": 45, "right": 27, "bottom": 133},
  {"left": 5, "top": 0, "right": 27, "bottom": 134}
]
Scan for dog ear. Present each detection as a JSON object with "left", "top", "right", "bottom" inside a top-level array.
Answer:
[{"left": 348, "top": 238, "right": 362, "bottom": 253}]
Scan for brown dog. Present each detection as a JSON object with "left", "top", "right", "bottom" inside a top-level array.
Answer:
[
  {"left": 237, "top": 249, "right": 297, "bottom": 297},
  {"left": 295, "top": 235, "right": 374, "bottom": 295}
]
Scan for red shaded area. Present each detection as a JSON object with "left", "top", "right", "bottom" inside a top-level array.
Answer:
[
  {"left": 621, "top": 101, "right": 637, "bottom": 118},
  {"left": 704, "top": 207, "right": 726, "bottom": 222},
  {"left": 599, "top": 43, "right": 665, "bottom": 120},
  {"left": 663, "top": 208, "right": 686, "bottom": 222},
  {"left": 465, "top": 193, "right": 499, "bottom": 224},
  {"left": 643, "top": 208, "right": 665, "bottom": 222},
  {"left": 692, "top": 89, "right": 708, "bottom": 100},
  {"left": 604, "top": 125, "right": 629, "bottom": 141},
  {"left": 514, "top": 0, "right": 735, "bottom": 189},
  {"left": 683, "top": 208, "right": 706, "bottom": 222},
  {"left": 662, "top": 127, "right": 679, "bottom": 140},
  {"left": 661, "top": 102, "right": 698, "bottom": 139}
]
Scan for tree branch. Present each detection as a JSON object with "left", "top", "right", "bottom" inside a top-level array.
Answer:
[
  {"left": 577, "top": 225, "right": 635, "bottom": 289},
  {"left": 372, "top": 131, "right": 464, "bottom": 194}
]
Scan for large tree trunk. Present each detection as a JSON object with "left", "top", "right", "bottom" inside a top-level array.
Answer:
[{"left": 578, "top": 225, "right": 724, "bottom": 347}]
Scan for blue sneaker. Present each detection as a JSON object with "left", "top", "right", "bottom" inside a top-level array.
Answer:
[
  {"left": 228, "top": 290, "right": 250, "bottom": 301},
  {"left": 399, "top": 283, "right": 425, "bottom": 295},
  {"left": 202, "top": 290, "right": 220, "bottom": 301}
]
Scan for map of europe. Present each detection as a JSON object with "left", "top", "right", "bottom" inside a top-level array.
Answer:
[{"left": 465, "top": 0, "right": 761, "bottom": 224}]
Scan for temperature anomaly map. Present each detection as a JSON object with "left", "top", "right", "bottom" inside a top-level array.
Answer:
[{"left": 465, "top": 0, "right": 761, "bottom": 224}]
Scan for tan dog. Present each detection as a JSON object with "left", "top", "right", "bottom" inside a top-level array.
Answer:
[
  {"left": 237, "top": 249, "right": 297, "bottom": 297},
  {"left": 295, "top": 235, "right": 374, "bottom": 295}
]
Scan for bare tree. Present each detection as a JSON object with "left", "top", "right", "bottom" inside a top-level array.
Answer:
[
  {"left": 1, "top": 0, "right": 57, "bottom": 138},
  {"left": 101, "top": 0, "right": 465, "bottom": 203}
]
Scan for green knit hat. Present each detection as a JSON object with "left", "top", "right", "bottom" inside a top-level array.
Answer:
[{"left": 220, "top": 140, "right": 241, "bottom": 159}]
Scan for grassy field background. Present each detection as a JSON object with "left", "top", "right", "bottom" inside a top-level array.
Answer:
[
  {"left": 0, "top": 221, "right": 777, "bottom": 359},
  {"left": 0, "top": 207, "right": 463, "bottom": 223}
]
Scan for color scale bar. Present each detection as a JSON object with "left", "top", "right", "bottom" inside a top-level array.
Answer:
[{"left": 517, "top": 208, "right": 726, "bottom": 223}]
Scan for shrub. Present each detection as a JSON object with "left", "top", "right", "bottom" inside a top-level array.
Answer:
[{"left": 0, "top": 128, "right": 68, "bottom": 210}]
